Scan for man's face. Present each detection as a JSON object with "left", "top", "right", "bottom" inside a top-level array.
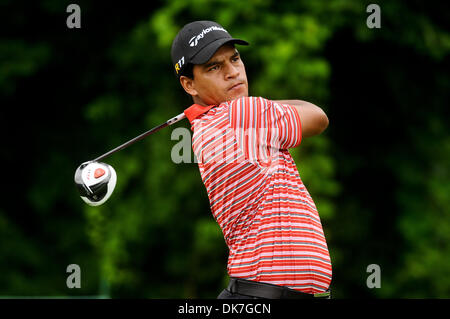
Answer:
[{"left": 181, "top": 43, "right": 248, "bottom": 106}]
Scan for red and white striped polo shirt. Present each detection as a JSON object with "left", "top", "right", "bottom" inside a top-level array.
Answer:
[{"left": 189, "top": 96, "right": 332, "bottom": 294}]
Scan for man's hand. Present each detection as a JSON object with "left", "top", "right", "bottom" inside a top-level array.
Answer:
[{"left": 275, "top": 100, "right": 329, "bottom": 138}]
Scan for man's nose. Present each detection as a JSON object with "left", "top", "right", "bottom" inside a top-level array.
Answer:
[{"left": 225, "top": 63, "right": 239, "bottom": 79}]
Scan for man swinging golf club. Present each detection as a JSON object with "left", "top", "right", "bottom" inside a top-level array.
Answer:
[{"left": 171, "top": 21, "right": 332, "bottom": 299}]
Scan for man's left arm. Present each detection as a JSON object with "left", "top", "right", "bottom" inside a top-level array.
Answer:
[{"left": 274, "top": 100, "right": 329, "bottom": 138}]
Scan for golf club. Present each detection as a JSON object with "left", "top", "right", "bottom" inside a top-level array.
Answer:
[{"left": 75, "top": 112, "right": 186, "bottom": 206}]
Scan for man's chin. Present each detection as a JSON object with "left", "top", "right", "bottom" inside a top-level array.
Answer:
[{"left": 226, "top": 91, "right": 249, "bottom": 102}]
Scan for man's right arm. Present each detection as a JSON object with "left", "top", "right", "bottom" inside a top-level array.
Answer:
[{"left": 274, "top": 100, "right": 329, "bottom": 138}]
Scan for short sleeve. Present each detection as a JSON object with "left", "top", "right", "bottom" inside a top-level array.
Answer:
[{"left": 229, "top": 97, "right": 302, "bottom": 163}]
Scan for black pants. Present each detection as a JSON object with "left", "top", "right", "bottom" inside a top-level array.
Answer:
[
  {"left": 217, "top": 288, "right": 263, "bottom": 299},
  {"left": 217, "top": 277, "right": 331, "bottom": 299}
]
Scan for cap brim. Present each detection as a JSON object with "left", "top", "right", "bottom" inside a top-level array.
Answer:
[{"left": 190, "top": 38, "right": 249, "bottom": 65}]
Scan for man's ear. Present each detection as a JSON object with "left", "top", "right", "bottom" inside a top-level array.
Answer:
[{"left": 179, "top": 76, "right": 198, "bottom": 97}]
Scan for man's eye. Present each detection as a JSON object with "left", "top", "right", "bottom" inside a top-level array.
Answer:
[
  {"left": 209, "top": 65, "right": 218, "bottom": 71},
  {"left": 232, "top": 56, "right": 240, "bottom": 62}
]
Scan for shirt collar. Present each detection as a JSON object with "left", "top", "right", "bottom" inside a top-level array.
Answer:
[{"left": 183, "top": 103, "right": 217, "bottom": 124}]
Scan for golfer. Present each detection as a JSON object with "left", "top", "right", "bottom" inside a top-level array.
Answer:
[{"left": 171, "top": 21, "right": 332, "bottom": 299}]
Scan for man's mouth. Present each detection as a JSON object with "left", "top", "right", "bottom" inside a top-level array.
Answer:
[{"left": 228, "top": 82, "right": 244, "bottom": 91}]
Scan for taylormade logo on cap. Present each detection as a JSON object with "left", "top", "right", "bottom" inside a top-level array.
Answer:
[{"left": 188, "top": 26, "right": 227, "bottom": 47}]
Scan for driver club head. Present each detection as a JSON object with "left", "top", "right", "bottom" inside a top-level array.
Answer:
[{"left": 74, "top": 161, "right": 117, "bottom": 206}]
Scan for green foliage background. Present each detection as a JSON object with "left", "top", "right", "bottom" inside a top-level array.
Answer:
[{"left": 0, "top": 0, "right": 448, "bottom": 298}]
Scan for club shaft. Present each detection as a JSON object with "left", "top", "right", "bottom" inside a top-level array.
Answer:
[{"left": 93, "top": 112, "right": 186, "bottom": 162}]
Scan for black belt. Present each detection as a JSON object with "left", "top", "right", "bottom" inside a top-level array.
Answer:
[{"left": 227, "top": 277, "right": 331, "bottom": 299}]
